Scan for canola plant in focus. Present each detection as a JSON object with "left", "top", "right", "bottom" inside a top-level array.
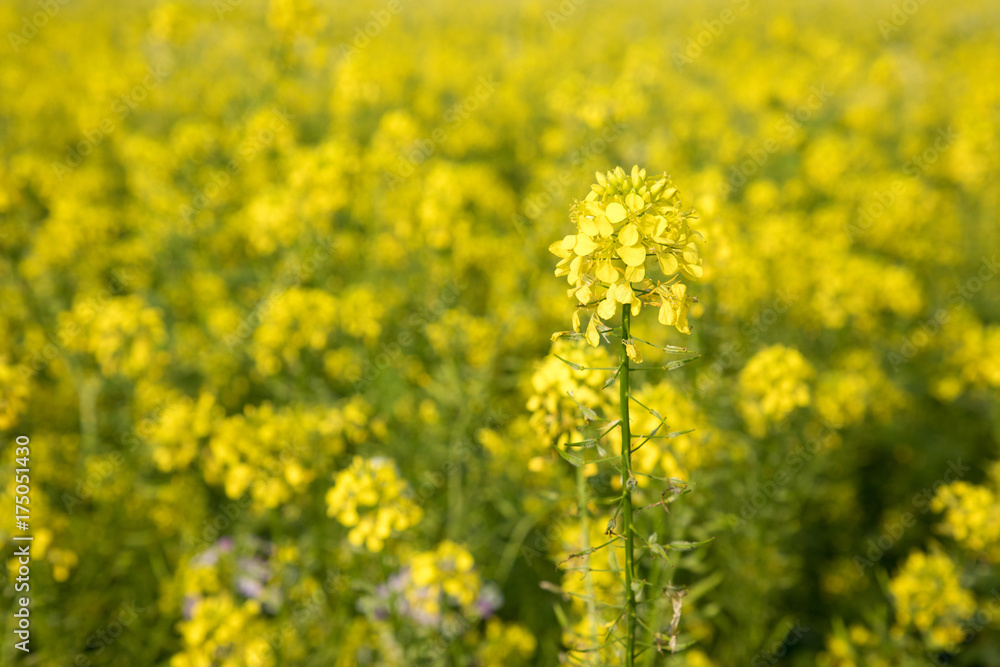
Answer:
[{"left": 1, "top": 0, "right": 999, "bottom": 664}]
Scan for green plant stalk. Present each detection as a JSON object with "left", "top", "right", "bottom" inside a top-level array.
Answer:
[
  {"left": 577, "top": 465, "right": 599, "bottom": 665},
  {"left": 619, "top": 306, "right": 637, "bottom": 666}
]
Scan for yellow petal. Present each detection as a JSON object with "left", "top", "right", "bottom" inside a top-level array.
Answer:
[
  {"left": 647, "top": 216, "right": 663, "bottom": 236},
  {"left": 680, "top": 262, "right": 703, "bottom": 279},
  {"left": 597, "top": 215, "right": 614, "bottom": 237},
  {"left": 606, "top": 202, "right": 627, "bottom": 223},
  {"left": 624, "top": 264, "right": 645, "bottom": 283},
  {"left": 675, "top": 301, "right": 691, "bottom": 334},
  {"left": 549, "top": 240, "right": 572, "bottom": 258},
  {"left": 658, "top": 302, "right": 676, "bottom": 326},
  {"left": 618, "top": 223, "right": 640, "bottom": 247},
  {"left": 572, "top": 309, "right": 581, "bottom": 332},
  {"left": 657, "top": 252, "right": 678, "bottom": 275},
  {"left": 574, "top": 234, "right": 600, "bottom": 256},
  {"left": 585, "top": 315, "right": 600, "bottom": 346},
  {"left": 624, "top": 339, "right": 643, "bottom": 363},
  {"left": 625, "top": 192, "right": 644, "bottom": 212},
  {"left": 597, "top": 297, "right": 616, "bottom": 319},
  {"left": 611, "top": 281, "right": 634, "bottom": 304},
  {"left": 578, "top": 216, "right": 598, "bottom": 236},
  {"left": 616, "top": 244, "right": 646, "bottom": 267},
  {"left": 576, "top": 284, "right": 592, "bottom": 304},
  {"left": 596, "top": 260, "right": 618, "bottom": 283}
]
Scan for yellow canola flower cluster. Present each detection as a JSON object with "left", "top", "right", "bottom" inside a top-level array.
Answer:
[
  {"left": 738, "top": 345, "right": 814, "bottom": 437},
  {"left": 550, "top": 165, "right": 704, "bottom": 346},
  {"left": 527, "top": 340, "right": 617, "bottom": 454},
  {"left": 816, "top": 623, "right": 893, "bottom": 667},
  {"left": 326, "top": 456, "right": 423, "bottom": 552},
  {"left": 473, "top": 618, "right": 538, "bottom": 667},
  {"left": 814, "top": 350, "right": 907, "bottom": 428},
  {"left": 931, "top": 465, "right": 1000, "bottom": 562},
  {"left": 172, "top": 594, "right": 275, "bottom": 667},
  {"left": 61, "top": 295, "right": 167, "bottom": 379},
  {"left": 405, "top": 540, "right": 481, "bottom": 616},
  {"left": 148, "top": 392, "right": 222, "bottom": 472},
  {"left": 888, "top": 548, "right": 976, "bottom": 649},
  {"left": 934, "top": 311, "right": 1000, "bottom": 400},
  {"left": 168, "top": 537, "right": 306, "bottom": 667},
  {"left": 202, "top": 397, "right": 374, "bottom": 510},
  {"left": 250, "top": 286, "right": 386, "bottom": 377}
]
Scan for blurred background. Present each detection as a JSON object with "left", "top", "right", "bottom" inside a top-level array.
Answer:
[{"left": 1, "top": 0, "right": 999, "bottom": 664}]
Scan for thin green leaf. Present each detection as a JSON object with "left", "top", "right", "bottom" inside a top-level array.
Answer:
[
  {"left": 633, "top": 428, "right": 695, "bottom": 440},
  {"left": 628, "top": 393, "right": 665, "bottom": 423},
  {"left": 554, "top": 446, "right": 584, "bottom": 467},
  {"left": 668, "top": 537, "right": 715, "bottom": 552},
  {"left": 554, "top": 354, "right": 618, "bottom": 371},
  {"left": 561, "top": 537, "right": 619, "bottom": 563},
  {"left": 566, "top": 390, "right": 599, "bottom": 422},
  {"left": 629, "top": 335, "right": 690, "bottom": 354}
]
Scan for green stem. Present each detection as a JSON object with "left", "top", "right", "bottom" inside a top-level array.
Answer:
[
  {"left": 577, "top": 465, "right": 599, "bottom": 665},
  {"left": 619, "top": 306, "right": 637, "bottom": 666}
]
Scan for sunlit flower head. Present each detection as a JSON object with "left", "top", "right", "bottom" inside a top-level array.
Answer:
[{"left": 550, "top": 165, "right": 705, "bottom": 345}]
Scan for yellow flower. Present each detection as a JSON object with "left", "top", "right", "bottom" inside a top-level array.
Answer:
[
  {"left": 475, "top": 619, "right": 537, "bottom": 667},
  {"left": 326, "top": 456, "right": 422, "bottom": 552},
  {"left": 404, "top": 540, "right": 482, "bottom": 617},
  {"left": 932, "top": 479, "right": 1000, "bottom": 561},
  {"left": 888, "top": 547, "right": 976, "bottom": 650},
  {"left": 737, "top": 345, "right": 814, "bottom": 437},
  {"left": 551, "top": 165, "right": 705, "bottom": 342}
]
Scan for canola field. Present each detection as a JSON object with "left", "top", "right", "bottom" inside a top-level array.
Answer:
[{"left": 1, "top": 0, "right": 1000, "bottom": 664}]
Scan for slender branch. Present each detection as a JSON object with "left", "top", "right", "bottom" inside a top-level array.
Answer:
[
  {"left": 578, "top": 466, "right": 600, "bottom": 665},
  {"left": 619, "top": 305, "right": 637, "bottom": 666}
]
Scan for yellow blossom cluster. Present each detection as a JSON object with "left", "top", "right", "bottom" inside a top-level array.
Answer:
[
  {"left": 172, "top": 595, "right": 275, "bottom": 667},
  {"left": 934, "top": 310, "right": 1000, "bottom": 400},
  {"left": 148, "top": 392, "right": 222, "bottom": 472},
  {"left": 816, "top": 622, "right": 893, "bottom": 667},
  {"left": 61, "top": 295, "right": 167, "bottom": 379},
  {"left": 550, "top": 165, "right": 704, "bottom": 345},
  {"left": 250, "top": 286, "right": 387, "bottom": 377},
  {"left": 169, "top": 541, "right": 287, "bottom": 667},
  {"left": 472, "top": 618, "right": 538, "bottom": 667},
  {"left": 404, "top": 540, "right": 481, "bottom": 617},
  {"left": 814, "top": 350, "right": 907, "bottom": 428},
  {"left": 888, "top": 548, "right": 976, "bottom": 649},
  {"left": 203, "top": 400, "right": 372, "bottom": 509},
  {"left": 931, "top": 468, "right": 1000, "bottom": 562},
  {"left": 326, "top": 456, "right": 423, "bottom": 552},
  {"left": 737, "top": 345, "right": 814, "bottom": 437}
]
